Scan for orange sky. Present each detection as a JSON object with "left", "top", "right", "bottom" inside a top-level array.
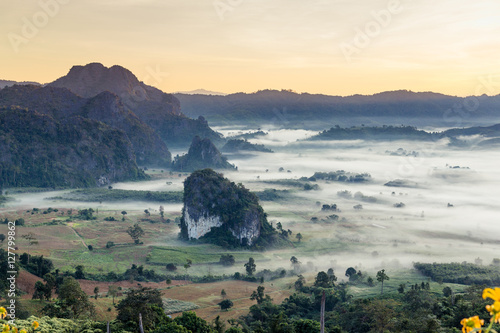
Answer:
[{"left": 1, "top": 0, "right": 500, "bottom": 96}]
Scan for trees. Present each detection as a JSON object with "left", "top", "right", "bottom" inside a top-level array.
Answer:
[
  {"left": 296, "top": 233, "right": 303, "bottom": 243},
  {"left": 290, "top": 256, "right": 301, "bottom": 274},
  {"left": 93, "top": 287, "right": 99, "bottom": 300},
  {"left": 74, "top": 265, "right": 85, "bottom": 279},
  {"left": 345, "top": 267, "right": 357, "bottom": 281},
  {"left": 108, "top": 285, "right": 119, "bottom": 304},
  {"left": 327, "top": 268, "right": 338, "bottom": 284},
  {"left": 244, "top": 257, "right": 256, "bottom": 276},
  {"left": 173, "top": 311, "right": 215, "bottom": 333},
  {"left": 294, "top": 275, "right": 306, "bottom": 291},
  {"left": 376, "top": 269, "right": 390, "bottom": 295},
  {"left": 218, "top": 299, "right": 234, "bottom": 311},
  {"left": 184, "top": 259, "right": 192, "bottom": 275},
  {"left": 127, "top": 223, "right": 145, "bottom": 244},
  {"left": 0, "top": 234, "right": 5, "bottom": 242},
  {"left": 314, "top": 271, "right": 333, "bottom": 288},
  {"left": 116, "top": 287, "right": 163, "bottom": 331},
  {"left": 221, "top": 289, "right": 227, "bottom": 299},
  {"left": 250, "top": 286, "right": 271, "bottom": 304},
  {"left": 219, "top": 254, "right": 235, "bottom": 266},
  {"left": 57, "top": 277, "right": 95, "bottom": 318},
  {"left": 121, "top": 210, "right": 127, "bottom": 221},
  {"left": 21, "top": 232, "right": 38, "bottom": 264}
]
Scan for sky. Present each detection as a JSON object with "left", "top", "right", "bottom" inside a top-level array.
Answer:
[{"left": 1, "top": 0, "right": 500, "bottom": 96}]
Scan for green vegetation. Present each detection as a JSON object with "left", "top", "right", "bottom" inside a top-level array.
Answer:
[
  {"left": 308, "top": 125, "right": 438, "bottom": 141},
  {"left": 47, "top": 188, "right": 183, "bottom": 203},
  {"left": 414, "top": 262, "right": 500, "bottom": 285},
  {"left": 0, "top": 107, "right": 147, "bottom": 188},
  {"left": 221, "top": 139, "right": 273, "bottom": 153},
  {"left": 163, "top": 298, "right": 200, "bottom": 315},
  {"left": 308, "top": 170, "right": 371, "bottom": 183},
  {"left": 0, "top": 195, "right": 9, "bottom": 205},
  {"left": 149, "top": 245, "right": 264, "bottom": 266}
]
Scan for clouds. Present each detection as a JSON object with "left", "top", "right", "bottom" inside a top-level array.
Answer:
[{"left": 1, "top": 0, "right": 499, "bottom": 95}]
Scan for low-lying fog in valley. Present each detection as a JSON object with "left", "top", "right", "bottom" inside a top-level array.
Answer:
[{"left": 3, "top": 126, "right": 500, "bottom": 279}]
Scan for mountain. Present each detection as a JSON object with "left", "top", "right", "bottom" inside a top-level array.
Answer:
[
  {"left": 171, "top": 136, "right": 236, "bottom": 172},
  {"left": 49, "top": 63, "right": 223, "bottom": 147},
  {"left": 0, "top": 80, "right": 40, "bottom": 89},
  {"left": 174, "top": 89, "right": 500, "bottom": 128},
  {"left": 0, "top": 85, "right": 171, "bottom": 166},
  {"left": 174, "top": 89, "right": 227, "bottom": 96},
  {"left": 0, "top": 107, "right": 147, "bottom": 188},
  {"left": 180, "top": 169, "right": 271, "bottom": 247}
]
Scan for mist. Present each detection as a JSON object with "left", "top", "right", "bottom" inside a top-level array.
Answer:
[{"left": 3, "top": 127, "right": 500, "bottom": 277}]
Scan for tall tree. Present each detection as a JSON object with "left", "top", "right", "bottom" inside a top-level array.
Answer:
[
  {"left": 376, "top": 269, "right": 390, "bottom": 295},
  {"left": 295, "top": 233, "right": 303, "bottom": 243},
  {"left": 244, "top": 257, "right": 256, "bottom": 276},
  {"left": 108, "top": 285, "right": 119, "bottom": 305},
  {"left": 21, "top": 232, "right": 38, "bottom": 264}
]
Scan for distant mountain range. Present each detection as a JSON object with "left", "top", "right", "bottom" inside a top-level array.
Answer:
[
  {"left": 175, "top": 89, "right": 500, "bottom": 128},
  {"left": 174, "top": 89, "right": 227, "bottom": 96},
  {"left": 0, "top": 79, "right": 40, "bottom": 89}
]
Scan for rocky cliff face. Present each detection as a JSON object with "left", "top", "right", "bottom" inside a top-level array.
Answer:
[
  {"left": 180, "top": 169, "right": 265, "bottom": 246},
  {"left": 0, "top": 107, "right": 146, "bottom": 188},
  {"left": 172, "top": 136, "right": 236, "bottom": 172}
]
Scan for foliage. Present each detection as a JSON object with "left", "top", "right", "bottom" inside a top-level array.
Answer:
[
  {"left": 116, "top": 287, "right": 163, "bottom": 331},
  {"left": 48, "top": 188, "right": 183, "bottom": 203},
  {"left": 221, "top": 139, "right": 273, "bottom": 153},
  {"left": 414, "top": 262, "right": 500, "bottom": 285},
  {"left": 43, "top": 277, "right": 95, "bottom": 319},
  {"left": 218, "top": 299, "right": 234, "bottom": 311},
  {"left": 0, "top": 107, "right": 147, "bottom": 188},
  {"left": 309, "top": 170, "right": 371, "bottom": 183},
  {"left": 127, "top": 223, "right": 145, "bottom": 244},
  {"left": 171, "top": 311, "right": 216, "bottom": 333},
  {"left": 245, "top": 258, "right": 256, "bottom": 276},
  {"left": 219, "top": 254, "right": 235, "bottom": 266}
]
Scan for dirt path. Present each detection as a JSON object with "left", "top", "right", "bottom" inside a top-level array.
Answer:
[{"left": 67, "top": 223, "right": 88, "bottom": 248}]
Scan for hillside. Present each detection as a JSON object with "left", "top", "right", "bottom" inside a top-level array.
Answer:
[
  {"left": 0, "top": 107, "right": 147, "bottom": 188},
  {"left": 0, "top": 85, "right": 172, "bottom": 166},
  {"left": 172, "top": 136, "right": 236, "bottom": 172},
  {"left": 49, "top": 63, "right": 223, "bottom": 147}
]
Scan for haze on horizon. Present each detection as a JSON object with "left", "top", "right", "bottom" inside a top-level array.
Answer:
[{"left": 1, "top": 0, "right": 500, "bottom": 97}]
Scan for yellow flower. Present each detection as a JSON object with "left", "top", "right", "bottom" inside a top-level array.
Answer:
[
  {"left": 486, "top": 301, "right": 500, "bottom": 323},
  {"left": 461, "top": 316, "right": 484, "bottom": 333},
  {"left": 483, "top": 288, "right": 500, "bottom": 302},
  {"left": 32, "top": 321, "right": 40, "bottom": 330},
  {"left": 12, "top": 328, "right": 18, "bottom": 333},
  {"left": 0, "top": 307, "right": 6, "bottom": 319},
  {"left": 20, "top": 330, "right": 27, "bottom": 333},
  {"left": 2, "top": 324, "right": 10, "bottom": 333}
]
